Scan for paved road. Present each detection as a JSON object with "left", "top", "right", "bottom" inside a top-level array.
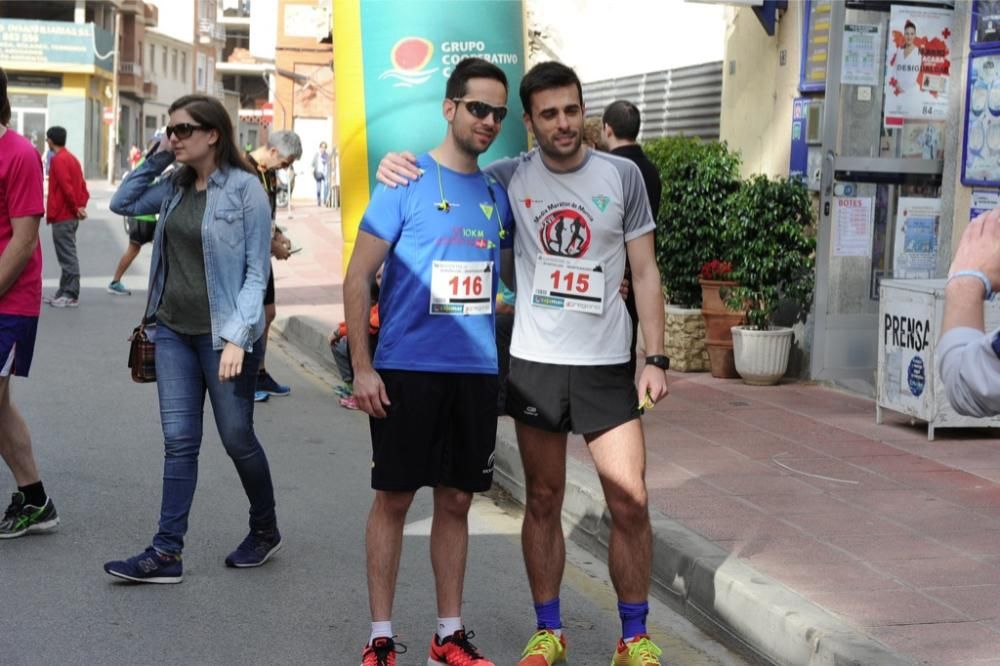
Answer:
[{"left": 0, "top": 188, "right": 747, "bottom": 666}]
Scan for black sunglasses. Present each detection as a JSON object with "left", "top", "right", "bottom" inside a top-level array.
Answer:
[
  {"left": 165, "top": 123, "right": 208, "bottom": 140},
  {"left": 452, "top": 99, "right": 508, "bottom": 122}
]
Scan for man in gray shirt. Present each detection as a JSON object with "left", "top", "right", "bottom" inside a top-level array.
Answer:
[{"left": 938, "top": 206, "right": 1000, "bottom": 416}]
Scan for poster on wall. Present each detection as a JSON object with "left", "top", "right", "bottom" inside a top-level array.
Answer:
[
  {"left": 899, "top": 121, "right": 945, "bottom": 159},
  {"left": 962, "top": 53, "right": 1000, "bottom": 186},
  {"left": 971, "top": 1, "right": 1000, "bottom": 49},
  {"left": 841, "top": 24, "right": 882, "bottom": 86},
  {"left": 971, "top": 189, "right": 1000, "bottom": 219},
  {"left": 800, "top": 0, "right": 832, "bottom": 92},
  {"left": 893, "top": 197, "right": 940, "bottom": 279},
  {"left": 833, "top": 196, "right": 873, "bottom": 257},
  {"left": 883, "top": 6, "right": 953, "bottom": 128}
]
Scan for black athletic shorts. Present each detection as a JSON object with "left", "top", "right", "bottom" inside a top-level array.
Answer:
[
  {"left": 505, "top": 357, "right": 640, "bottom": 435},
  {"left": 126, "top": 218, "right": 156, "bottom": 246},
  {"left": 264, "top": 263, "right": 275, "bottom": 306},
  {"left": 370, "top": 370, "right": 499, "bottom": 493}
]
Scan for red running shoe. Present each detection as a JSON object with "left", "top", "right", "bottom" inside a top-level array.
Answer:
[
  {"left": 360, "top": 636, "right": 405, "bottom": 666},
  {"left": 427, "top": 628, "right": 494, "bottom": 665}
]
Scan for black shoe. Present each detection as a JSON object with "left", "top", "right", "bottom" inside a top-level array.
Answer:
[
  {"left": 0, "top": 492, "right": 60, "bottom": 539},
  {"left": 225, "top": 528, "right": 283, "bottom": 567}
]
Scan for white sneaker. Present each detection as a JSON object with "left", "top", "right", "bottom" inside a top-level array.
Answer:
[
  {"left": 50, "top": 296, "right": 79, "bottom": 308},
  {"left": 42, "top": 295, "right": 55, "bottom": 304}
]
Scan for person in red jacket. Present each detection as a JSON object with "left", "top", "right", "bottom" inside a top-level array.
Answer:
[{"left": 43, "top": 126, "right": 89, "bottom": 308}]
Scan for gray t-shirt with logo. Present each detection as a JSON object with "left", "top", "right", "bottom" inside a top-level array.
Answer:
[{"left": 486, "top": 149, "right": 656, "bottom": 365}]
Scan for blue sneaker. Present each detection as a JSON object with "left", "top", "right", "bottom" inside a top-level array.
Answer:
[
  {"left": 225, "top": 528, "right": 283, "bottom": 568},
  {"left": 104, "top": 547, "right": 183, "bottom": 584},
  {"left": 107, "top": 281, "right": 132, "bottom": 296},
  {"left": 253, "top": 390, "right": 270, "bottom": 403},
  {"left": 256, "top": 370, "right": 290, "bottom": 397}
]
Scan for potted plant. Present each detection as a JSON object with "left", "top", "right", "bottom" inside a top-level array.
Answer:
[
  {"left": 644, "top": 137, "right": 742, "bottom": 371},
  {"left": 699, "top": 259, "right": 744, "bottom": 378},
  {"left": 723, "top": 175, "right": 816, "bottom": 385}
]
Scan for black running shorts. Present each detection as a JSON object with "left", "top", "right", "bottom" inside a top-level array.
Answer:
[
  {"left": 505, "top": 357, "right": 640, "bottom": 435},
  {"left": 370, "top": 370, "right": 499, "bottom": 493}
]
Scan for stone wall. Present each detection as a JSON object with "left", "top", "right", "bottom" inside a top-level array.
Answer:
[{"left": 665, "top": 305, "right": 709, "bottom": 372}]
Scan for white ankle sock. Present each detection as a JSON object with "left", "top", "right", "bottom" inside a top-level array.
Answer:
[
  {"left": 369, "top": 620, "right": 393, "bottom": 645},
  {"left": 437, "top": 616, "right": 463, "bottom": 641}
]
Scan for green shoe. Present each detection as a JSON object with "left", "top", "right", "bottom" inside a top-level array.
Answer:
[{"left": 0, "top": 492, "right": 60, "bottom": 539}]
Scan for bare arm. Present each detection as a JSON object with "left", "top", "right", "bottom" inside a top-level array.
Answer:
[
  {"left": 500, "top": 248, "right": 514, "bottom": 292},
  {"left": 0, "top": 216, "right": 40, "bottom": 301},
  {"left": 344, "top": 230, "right": 392, "bottom": 416},
  {"left": 626, "top": 231, "right": 668, "bottom": 404}
]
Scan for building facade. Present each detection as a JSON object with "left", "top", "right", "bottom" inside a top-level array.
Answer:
[
  {"left": 0, "top": 1, "right": 136, "bottom": 177},
  {"left": 719, "top": 0, "right": 974, "bottom": 396}
]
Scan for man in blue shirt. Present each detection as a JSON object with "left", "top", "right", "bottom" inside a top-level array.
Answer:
[{"left": 343, "top": 58, "right": 514, "bottom": 666}]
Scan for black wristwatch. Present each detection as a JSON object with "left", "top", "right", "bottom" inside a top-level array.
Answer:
[{"left": 645, "top": 355, "right": 669, "bottom": 371}]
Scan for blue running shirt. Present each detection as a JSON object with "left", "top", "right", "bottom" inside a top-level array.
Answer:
[{"left": 360, "top": 153, "right": 515, "bottom": 374}]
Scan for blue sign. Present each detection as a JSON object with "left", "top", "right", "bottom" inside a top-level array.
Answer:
[
  {"left": 0, "top": 19, "right": 113, "bottom": 73},
  {"left": 907, "top": 355, "right": 926, "bottom": 397},
  {"left": 789, "top": 97, "right": 809, "bottom": 182}
]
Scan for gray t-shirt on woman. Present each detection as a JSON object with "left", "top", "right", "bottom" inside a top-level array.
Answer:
[{"left": 157, "top": 188, "right": 211, "bottom": 335}]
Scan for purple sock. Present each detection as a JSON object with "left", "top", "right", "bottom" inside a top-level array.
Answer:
[
  {"left": 534, "top": 597, "right": 562, "bottom": 630},
  {"left": 618, "top": 600, "right": 649, "bottom": 639}
]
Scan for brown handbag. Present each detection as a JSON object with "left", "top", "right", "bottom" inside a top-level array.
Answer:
[{"left": 128, "top": 323, "right": 156, "bottom": 383}]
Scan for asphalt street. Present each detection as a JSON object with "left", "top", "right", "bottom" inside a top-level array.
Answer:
[{"left": 0, "top": 187, "right": 747, "bottom": 666}]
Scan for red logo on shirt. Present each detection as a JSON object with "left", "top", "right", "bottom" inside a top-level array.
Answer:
[{"left": 539, "top": 208, "right": 591, "bottom": 258}]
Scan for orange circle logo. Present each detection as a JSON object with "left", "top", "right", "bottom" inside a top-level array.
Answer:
[{"left": 391, "top": 37, "right": 434, "bottom": 72}]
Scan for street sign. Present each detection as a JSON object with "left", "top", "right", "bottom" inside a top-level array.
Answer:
[{"left": 103, "top": 106, "right": 114, "bottom": 124}]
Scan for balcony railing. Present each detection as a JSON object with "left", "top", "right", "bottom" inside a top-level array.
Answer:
[
  {"left": 120, "top": 62, "right": 142, "bottom": 77},
  {"left": 219, "top": 0, "right": 251, "bottom": 19}
]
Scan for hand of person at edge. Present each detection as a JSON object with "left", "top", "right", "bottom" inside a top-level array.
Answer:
[
  {"left": 353, "top": 366, "right": 391, "bottom": 418},
  {"left": 219, "top": 342, "right": 245, "bottom": 383},
  {"left": 76, "top": 207, "right": 88, "bottom": 220},
  {"left": 272, "top": 235, "right": 292, "bottom": 260},
  {"left": 637, "top": 364, "right": 668, "bottom": 407},
  {"left": 950, "top": 206, "right": 1000, "bottom": 290},
  {"left": 619, "top": 278, "right": 630, "bottom": 299},
  {"left": 376, "top": 151, "right": 421, "bottom": 188}
]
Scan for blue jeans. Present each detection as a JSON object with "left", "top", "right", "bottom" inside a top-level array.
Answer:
[
  {"left": 315, "top": 175, "right": 328, "bottom": 205},
  {"left": 152, "top": 322, "right": 276, "bottom": 555}
]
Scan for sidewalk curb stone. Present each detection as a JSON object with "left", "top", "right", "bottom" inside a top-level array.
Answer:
[{"left": 276, "top": 313, "right": 914, "bottom": 666}]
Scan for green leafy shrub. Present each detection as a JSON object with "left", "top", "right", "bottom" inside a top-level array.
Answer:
[
  {"left": 723, "top": 175, "right": 816, "bottom": 330},
  {"left": 643, "top": 137, "right": 742, "bottom": 308}
]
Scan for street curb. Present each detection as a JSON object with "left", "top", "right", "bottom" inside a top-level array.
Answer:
[{"left": 275, "top": 313, "right": 914, "bottom": 666}]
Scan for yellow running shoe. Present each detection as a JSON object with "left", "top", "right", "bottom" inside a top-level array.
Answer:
[
  {"left": 611, "top": 634, "right": 663, "bottom": 665},
  {"left": 517, "top": 629, "right": 567, "bottom": 665}
]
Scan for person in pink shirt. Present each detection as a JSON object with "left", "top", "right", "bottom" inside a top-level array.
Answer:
[{"left": 0, "top": 67, "right": 60, "bottom": 539}]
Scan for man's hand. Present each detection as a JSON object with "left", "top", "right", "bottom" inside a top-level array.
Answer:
[
  {"left": 637, "top": 365, "right": 668, "bottom": 409},
  {"left": 949, "top": 207, "right": 1000, "bottom": 289},
  {"left": 376, "top": 151, "right": 422, "bottom": 188},
  {"left": 352, "top": 366, "right": 391, "bottom": 418},
  {"left": 219, "top": 342, "right": 245, "bottom": 382},
  {"left": 76, "top": 207, "right": 87, "bottom": 220},
  {"left": 619, "top": 278, "right": 630, "bottom": 299},
  {"left": 272, "top": 231, "right": 292, "bottom": 260}
]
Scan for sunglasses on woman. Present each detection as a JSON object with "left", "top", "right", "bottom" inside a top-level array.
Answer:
[
  {"left": 451, "top": 99, "right": 508, "bottom": 122},
  {"left": 165, "top": 123, "right": 209, "bottom": 140}
]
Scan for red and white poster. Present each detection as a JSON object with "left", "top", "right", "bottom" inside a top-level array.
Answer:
[{"left": 884, "top": 5, "right": 953, "bottom": 128}]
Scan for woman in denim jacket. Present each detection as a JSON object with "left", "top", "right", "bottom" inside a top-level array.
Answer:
[{"left": 104, "top": 95, "right": 280, "bottom": 583}]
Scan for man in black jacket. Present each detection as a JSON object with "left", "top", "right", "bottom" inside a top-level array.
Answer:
[{"left": 602, "top": 100, "right": 663, "bottom": 374}]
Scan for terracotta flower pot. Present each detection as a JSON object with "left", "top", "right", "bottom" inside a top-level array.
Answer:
[{"left": 699, "top": 279, "right": 745, "bottom": 378}]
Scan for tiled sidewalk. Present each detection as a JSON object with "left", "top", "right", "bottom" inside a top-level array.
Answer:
[
  {"left": 275, "top": 204, "right": 1000, "bottom": 664},
  {"left": 619, "top": 376, "right": 1000, "bottom": 665}
]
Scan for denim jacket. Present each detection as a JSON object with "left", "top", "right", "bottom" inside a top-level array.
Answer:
[{"left": 110, "top": 150, "right": 271, "bottom": 351}]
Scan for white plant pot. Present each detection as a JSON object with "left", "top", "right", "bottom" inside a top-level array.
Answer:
[{"left": 730, "top": 325, "right": 794, "bottom": 385}]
